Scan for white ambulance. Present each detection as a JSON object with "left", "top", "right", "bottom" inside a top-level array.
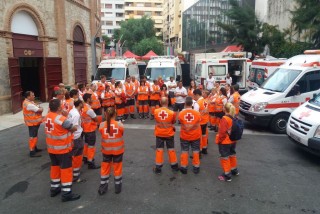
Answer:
[
  {"left": 240, "top": 50, "right": 320, "bottom": 134},
  {"left": 248, "top": 58, "right": 287, "bottom": 89},
  {"left": 287, "top": 93, "right": 320, "bottom": 155},
  {"left": 194, "top": 54, "right": 251, "bottom": 93},
  {"left": 145, "top": 56, "right": 182, "bottom": 85},
  {"left": 94, "top": 57, "right": 139, "bottom": 83}
]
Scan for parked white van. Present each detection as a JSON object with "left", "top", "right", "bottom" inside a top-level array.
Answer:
[
  {"left": 287, "top": 93, "right": 320, "bottom": 155},
  {"left": 94, "top": 58, "right": 139, "bottom": 83},
  {"left": 240, "top": 50, "right": 320, "bottom": 134},
  {"left": 248, "top": 58, "right": 287, "bottom": 89},
  {"left": 145, "top": 56, "right": 182, "bottom": 84}
]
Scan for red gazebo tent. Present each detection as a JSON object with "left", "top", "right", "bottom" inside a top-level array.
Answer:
[
  {"left": 141, "top": 50, "right": 158, "bottom": 60},
  {"left": 123, "top": 50, "right": 141, "bottom": 60},
  {"left": 221, "top": 45, "right": 243, "bottom": 52}
]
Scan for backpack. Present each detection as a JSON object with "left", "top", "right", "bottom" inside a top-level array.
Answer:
[{"left": 227, "top": 115, "right": 244, "bottom": 141}]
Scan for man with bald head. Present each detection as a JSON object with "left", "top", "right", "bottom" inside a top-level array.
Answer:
[{"left": 153, "top": 97, "right": 179, "bottom": 174}]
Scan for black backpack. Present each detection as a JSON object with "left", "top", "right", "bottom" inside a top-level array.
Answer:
[{"left": 227, "top": 115, "right": 244, "bottom": 141}]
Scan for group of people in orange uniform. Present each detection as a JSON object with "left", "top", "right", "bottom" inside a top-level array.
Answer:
[{"left": 21, "top": 75, "right": 241, "bottom": 203}]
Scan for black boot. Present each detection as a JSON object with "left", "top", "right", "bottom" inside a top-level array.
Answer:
[
  {"left": 61, "top": 192, "right": 81, "bottom": 202},
  {"left": 35, "top": 146, "right": 43, "bottom": 152},
  {"left": 193, "top": 167, "right": 200, "bottom": 174},
  {"left": 130, "top": 114, "right": 136, "bottom": 119},
  {"left": 150, "top": 115, "right": 154, "bottom": 120},
  {"left": 115, "top": 183, "right": 122, "bottom": 194},
  {"left": 171, "top": 163, "right": 179, "bottom": 172},
  {"left": 83, "top": 157, "right": 88, "bottom": 164},
  {"left": 98, "top": 183, "right": 108, "bottom": 195},
  {"left": 153, "top": 167, "right": 162, "bottom": 175},
  {"left": 202, "top": 148, "right": 208, "bottom": 154},
  {"left": 180, "top": 167, "right": 188, "bottom": 174},
  {"left": 50, "top": 187, "right": 61, "bottom": 197},
  {"left": 30, "top": 151, "right": 41, "bottom": 157},
  {"left": 124, "top": 114, "right": 129, "bottom": 120},
  {"left": 139, "top": 113, "right": 143, "bottom": 119},
  {"left": 88, "top": 161, "right": 100, "bottom": 169}
]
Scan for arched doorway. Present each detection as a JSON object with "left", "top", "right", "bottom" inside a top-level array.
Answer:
[{"left": 73, "top": 26, "right": 87, "bottom": 84}]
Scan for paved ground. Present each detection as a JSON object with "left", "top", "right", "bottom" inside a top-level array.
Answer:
[{"left": 0, "top": 117, "right": 320, "bottom": 214}]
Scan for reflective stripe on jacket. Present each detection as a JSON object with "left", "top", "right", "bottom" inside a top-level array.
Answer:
[
  {"left": 23, "top": 100, "right": 42, "bottom": 126},
  {"left": 99, "top": 120, "right": 124, "bottom": 155}
]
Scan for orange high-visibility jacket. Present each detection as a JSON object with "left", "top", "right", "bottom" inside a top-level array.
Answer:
[
  {"left": 150, "top": 84, "right": 161, "bottom": 100},
  {"left": 65, "top": 98, "right": 74, "bottom": 113},
  {"left": 231, "top": 92, "right": 240, "bottom": 115},
  {"left": 187, "top": 88, "right": 194, "bottom": 97},
  {"left": 124, "top": 82, "right": 135, "bottom": 99},
  {"left": 96, "top": 82, "right": 106, "bottom": 98},
  {"left": 197, "top": 97, "right": 209, "bottom": 125},
  {"left": 208, "top": 93, "right": 218, "bottom": 113},
  {"left": 215, "top": 95, "right": 227, "bottom": 112},
  {"left": 114, "top": 88, "right": 125, "bottom": 104},
  {"left": 160, "top": 90, "right": 168, "bottom": 98},
  {"left": 91, "top": 92, "right": 101, "bottom": 109},
  {"left": 154, "top": 107, "right": 176, "bottom": 137},
  {"left": 138, "top": 86, "right": 149, "bottom": 101},
  {"left": 216, "top": 115, "right": 233, "bottom": 144},
  {"left": 45, "top": 112, "right": 73, "bottom": 154},
  {"left": 179, "top": 108, "right": 201, "bottom": 141},
  {"left": 99, "top": 120, "right": 124, "bottom": 155},
  {"left": 132, "top": 80, "right": 140, "bottom": 95},
  {"left": 108, "top": 83, "right": 116, "bottom": 92},
  {"left": 102, "top": 91, "right": 115, "bottom": 107},
  {"left": 81, "top": 103, "right": 97, "bottom": 132},
  {"left": 22, "top": 99, "right": 42, "bottom": 126}
]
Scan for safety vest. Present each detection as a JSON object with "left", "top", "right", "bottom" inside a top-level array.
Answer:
[
  {"left": 154, "top": 107, "right": 176, "bottom": 137},
  {"left": 65, "top": 98, "right": 74, "bottom": 113},
  {"left": 215, "top": 95, "right": 227, "bottom": 112},
  {"left": 101, "top": 91, "right": 115, "bottom": 107},
  {"left": 114, "top": 88, "right": 125, "bottom": 104},
  {"left": 132, "top": 80, "right": 140, "bottom": 95},
  {"left": 96, "top": 82, "right": 106, "bottom": 98},
  {"left": 22, "top": 99, "right": 42, "bottom": 126},
  {"left": 99, "top": 120, "right": 124, "bottom": 155},
  {"left": 187, "top": 88, "right": 194, "bottom": 97},
  {"left": 91, "top": 92, "right": 101, "bottom": 109},
  {"left": 124, "top": 82, "right": 135, "bottom": 99},
  {"left": 218, "top": 116, "right": 233, "bottom": 145},
  {"left": 208, "top": 93, "right": 217, "bottom": 113},
  {"left": 109, "top": 83, "right": 116, "bottom": 92},
  {"left": 81, "top": 103, "right": 97, "bottom": 132},
  {"left": 138, "top": 86, "right": 149, "bottom": 101},
  {"left": 197, "top": 97, "right": 209, "bottom": 125},
  {"left": 160, "top": 90, "right": 168, "bottom": 98},
  {"left": 232, "top": 92, "right": 240, "bottom": 115},
  {"left": 179, "top": 109, "right": 201, "bottom": 141},
  {"left": 45, "top": 112, "right": 73, "bottom": 154},
  {"left": 150, "top": 84, "right": 161, "bottom": 100}
]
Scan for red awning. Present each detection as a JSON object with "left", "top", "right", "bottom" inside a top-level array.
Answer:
[
  {"left": 221, "top": 45, "right": 243, "bottom": 52},
  {"left": 123, "top": 50, "right": 141, "bottom": 59},
  {"left": 141, "top": 50, "right": 158, "bottom": 60}
]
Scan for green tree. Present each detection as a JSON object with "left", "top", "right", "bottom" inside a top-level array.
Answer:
[
  {"left": 114, "top": 16, "right": 157, "bottom": 51},
  {"left": 102, "top": 35, "right": 110, "bottom": 46},
  {"left": 217, "top": 0, "right": 264, "bottom": 54},
  {"left": 132, "top": 37, "right": 163, "bottom": 56},
  {"left": 291, "top": 0, "right": 320, "bottom": 47}
]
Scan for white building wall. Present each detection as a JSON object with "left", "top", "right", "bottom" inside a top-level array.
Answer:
[{"left": 101, "top": 0, "right": 125, "bottom": 37}]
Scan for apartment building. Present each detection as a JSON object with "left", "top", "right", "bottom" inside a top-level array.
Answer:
[
  {"left": 124, "top": 0, "right": 164, "bottom": 36},
  {"left": 163, "top": 0, "right": 184, "bottom": 54},
  {"left": 101, "top": 0, "right": 125, "bottom": 37}
]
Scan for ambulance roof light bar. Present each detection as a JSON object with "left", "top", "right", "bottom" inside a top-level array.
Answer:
[
  {"left": 304, "top": 50, "right": 320, "bottom": 55},
  {"left": 150, "top": 56, "right": 175, "bottom": 60}
]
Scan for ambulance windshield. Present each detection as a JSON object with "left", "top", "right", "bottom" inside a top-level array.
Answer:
[
  {"left": 261, "top": 68, "right": 301, "bottom": 92},
  {"left": 146, "top": 67, "right": 175, "bottom": 81},
  {"left": 95, "top": 68, "right": 125, "bottom": 81},
  {"left": 309, "top": 93, "right": 320, "bottom": 107}
]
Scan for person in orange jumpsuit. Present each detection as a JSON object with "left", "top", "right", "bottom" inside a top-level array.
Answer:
[
  {"left": 82, "top": 93, "right": 100, "bottom": 169},
  {"left": 124, "top": 76, "right": 136, "bottom": 119},
  {"left": 193, "top": 89, "right": 209, "bottom": 154},
  {"left": 44, "top": 99, "right": 80, "bottom": 202},
  {"left": 228, "top": 84, "right": 241, "bottom": 116},
  {"left": 22, "top": 91, "right": 44, "bottom": 157},
  {"left": 178, "top": 96, "right": 202, "bottom": 174},
  {"left": 150, "top": 79, "right": 161, "bottom": 120},
  {"left": 114, "top": 81, "right": 126, "bottom": 122},
  {"left": 98, "top": 107, "right": 125, "bottom": 195},
  {"left": 101, "top": 84, "right": 115, "bottom": 111},
  {"left": 137, "top": 80, "right": 149, "bottom": 119},
  {"left": 153, "top": 97, "right": 179, "bottom": 174},
  {"left": 215, "top": 87, "right": 228, "bottom": 132},
  {"left": 215, "top": 103, "right": 239, "bottom": 182}
]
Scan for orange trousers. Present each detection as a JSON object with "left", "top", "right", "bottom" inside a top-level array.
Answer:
[
  {"left": 155, "top": 136, "right": 177, "bottom": 168},
  {"left": 100, "top": 153, "right": 123, "bottom": 185},
  {"left": 180, "top": 139, "right": 200, "bottom": 169}
]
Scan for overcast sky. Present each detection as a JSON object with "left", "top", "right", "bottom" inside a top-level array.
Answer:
[{"left": 183, "top": 0, "right": 199, "bottom": 11}]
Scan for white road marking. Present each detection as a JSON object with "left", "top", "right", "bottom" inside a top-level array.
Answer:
[{"left": 123, "top": 124, "right": 286, "bottom": 137}]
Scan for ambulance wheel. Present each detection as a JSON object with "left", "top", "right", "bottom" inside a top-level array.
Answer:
[{"left": 270, "top": 113, "right": 289, "bottom": 134}]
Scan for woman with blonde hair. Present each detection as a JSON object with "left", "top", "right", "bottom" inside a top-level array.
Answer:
[{"left": 215, "top": 102, "right": 239, "bottom": 182}]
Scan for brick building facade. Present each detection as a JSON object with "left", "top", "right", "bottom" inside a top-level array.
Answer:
[{"left": 0, "top": 0, "right": 101, "bottom": 115}]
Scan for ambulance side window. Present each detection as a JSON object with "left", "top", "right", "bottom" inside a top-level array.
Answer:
[
  {"left": 295, "top": 74, "right": 307, "bottom": 94},
  {"left": 308, "top": 70, "right": 320, "bottom": 91}
]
